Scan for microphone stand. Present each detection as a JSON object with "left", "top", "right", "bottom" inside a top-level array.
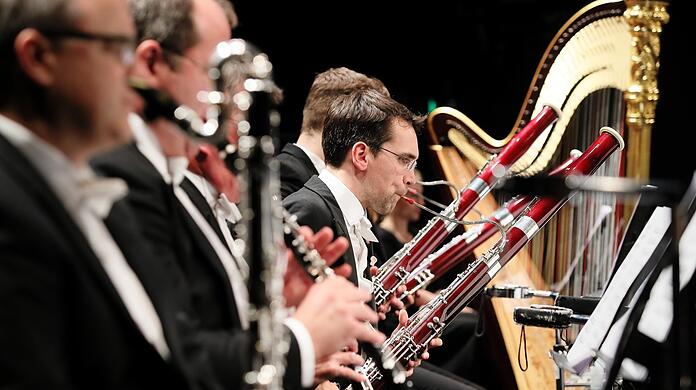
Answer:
[{"left": 497, "top": 174, "right": 693, "bottom": 389}]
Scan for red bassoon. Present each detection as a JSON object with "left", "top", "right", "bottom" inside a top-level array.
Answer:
[
  {"left": 401, "top": 150, "right": 582, "bottom": 297},
  {"left": 358, "top": 127, "right": 624, "bottom": 389},
  {"left": 373, "top": 105, "right": 562, "bottom": 307}
]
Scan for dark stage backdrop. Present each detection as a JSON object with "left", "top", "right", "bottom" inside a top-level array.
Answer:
[{"left": 231, "top": 0, "right": 692, "bottom": 188}]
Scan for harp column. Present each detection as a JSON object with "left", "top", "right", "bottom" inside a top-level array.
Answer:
[{"left": 624, "top": 0, "right": 669, "bottom": 180}]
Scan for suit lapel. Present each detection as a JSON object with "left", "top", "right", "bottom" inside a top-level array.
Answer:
[
  {"left": 282, "top": 143, "right": 319, "bottom": 176},
  {"left": 303, "top": 176, "right": 359, "bottom": 285},
  {"left": 0, "top": 135, "right": 150, "bottom": 337},
  {"left": 175, "top": 187, "right": 241, "bottom": 327},
  {"left": 179, "top": 177, "right": 227, "bottom": 245}
]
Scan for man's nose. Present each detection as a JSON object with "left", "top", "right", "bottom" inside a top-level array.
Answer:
[{"left": 404, "top": 169, "right": 416, "bottom": 186}]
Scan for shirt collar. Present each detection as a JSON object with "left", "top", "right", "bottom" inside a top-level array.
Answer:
[
  {"left": 130, "top": 113, "right": 188, "bottom": 185},
  {"left": 318, "top": 169, "right": 365, "bottom": 227},
  {"left": 294, "top": 143, "right": 326, "bottom": 173}
]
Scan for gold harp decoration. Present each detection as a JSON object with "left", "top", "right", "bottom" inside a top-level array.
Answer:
[
  {"left": 425, "top": 1, "right": 669, "bottom": 389},
  {"left": 624, "top": 0, "right": 669, "bottom": 180}
]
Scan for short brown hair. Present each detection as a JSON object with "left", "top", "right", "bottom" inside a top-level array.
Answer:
[
  {"left": 301, "top": 67, "right": 389, "bottom": 135},
  {"left": 322, "top": 89, "right": 422, "bottom": 167}
]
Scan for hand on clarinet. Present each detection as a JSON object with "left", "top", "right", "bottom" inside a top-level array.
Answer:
[
  {"left": 396, "top": 309, "right": 443, "bottom": 376},
  {"left": 293, "top": 277, "right": 385, "bottom": 362},
  {"left": 313, "top": 381, "right": 340, "bottom": 390},
  {"left": 313, "top": 349, "right": 366, "bottom": 385},
  {"left": 369, "top": 266, "right": 415, "bottom": 320},
  {"left": 283, "top": 226, "right": 351, "bottom": 307}
]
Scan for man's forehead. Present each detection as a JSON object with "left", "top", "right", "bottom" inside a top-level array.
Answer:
[
  {"left": 73, "top": 0, "right": 135, "bottom": 35},
  {"left": 386, "top": 119, "right": 419, "bottom": 155}
]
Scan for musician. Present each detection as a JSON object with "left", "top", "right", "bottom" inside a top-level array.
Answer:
[
  {"left": 278, "top": 67, "right": 389, "bottom": 199},
  {"left": 0, "top": 0, "right": 221, "bottom": 388},
  {"left": 283, "top": 89, "right": 481, "bottom": 390},
  {"left": 91, "top": 0, "right": 386, "bottom": 388},
  {"left": 179, "top": 50, "right": 382, "bottom": 387}
]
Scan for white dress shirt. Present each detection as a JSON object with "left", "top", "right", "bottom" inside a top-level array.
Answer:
[
  {"left": 184, "top": 171, "right": 248, "bottom": 279},
  {"left": 130, "top": 114, "right": 250, "bottom": 329},
  {"left": 0, "top": 114, "right": 170, "bottom": 359},
  {"left": 318, "top": 169, "right": 378, "bottom": 291},
  {"left": 130, "top": 114, "right": 315, "bottom": 386},
  {"left": 294, "top": 143, "right": 326, "bottom": 173}
]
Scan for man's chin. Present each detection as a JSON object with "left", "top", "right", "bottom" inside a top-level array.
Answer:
[
  {"left": 377, "top": 200, "right": 399, "bottom": 216},
  {"left": 92, "top": 124, "right": 133, "bottom": 155}
]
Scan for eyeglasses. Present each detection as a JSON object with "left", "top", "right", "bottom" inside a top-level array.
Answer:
[
  {"left": 41, "top": 29, "right": 136, "bottom": 66},
  {"left": 378, "top": 146, "right": 418, "bottom": 171},
  {"left": 161, "top": 47, "right": 210, "bottom": 74}
]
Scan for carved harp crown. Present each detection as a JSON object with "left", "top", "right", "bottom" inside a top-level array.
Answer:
[
  {"left": 425, "top": 2, "right": 669, "bottom": 389},
  {"left": 428, "top": 0, "right": 666, "bottom": 178}
]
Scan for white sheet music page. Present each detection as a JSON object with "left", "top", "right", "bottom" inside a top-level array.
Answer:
[
  {"left": 595, "top": 206, "right": 696, "bottom": 381},
  {"left": 565, "top": 206, "right": 672, "bottom": 374},
  {"left": 635, "top": 210, "right": 696, "bottom": 341}
]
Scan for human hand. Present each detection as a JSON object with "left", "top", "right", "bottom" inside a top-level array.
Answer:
[
  {"left": 394, "top": 309, "right": 443, "bottom": 376},
  {"left": 314, "top": 351, "right": 365, "bottom": 385},
  {"left": 369, "top": 266, "right": 414, "bottom": 319},
  {"left": 313, "top": 381, "right": 340, "bottom": 390},
  {"left": 294, "top": 277, "right": 385, "bottom": 360},
  {"left": 284, "top": 226, "right": 351, "bottom": 307}
]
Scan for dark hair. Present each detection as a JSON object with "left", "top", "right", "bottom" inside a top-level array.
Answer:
[
  {"left": 301, "top": 67, "right": 389, "bottom": 135},
  {"left": 322, "top": 89, "right": 422, "bottom": 167},
  {"left": 0, "top": 0, "right": 75, "bottom": 111},
  {"left": 128, "top": 0, "right": 237, "bottom": 66}
]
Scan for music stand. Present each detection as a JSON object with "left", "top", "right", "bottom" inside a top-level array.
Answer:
[{"left": 498, "top": 174, "right": 693, "bottom": 389}]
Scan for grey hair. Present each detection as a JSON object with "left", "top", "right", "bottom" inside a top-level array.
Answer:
[{"left": 128, "top": 0, "right": 197, "bottom": 57}]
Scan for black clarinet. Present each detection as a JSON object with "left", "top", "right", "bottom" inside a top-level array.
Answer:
[
  {"left": 282, "top": 210, "right": 408, "bottom": 389},
  {"left": 217, "top": 40, "right": 288, "bottom": 390}
]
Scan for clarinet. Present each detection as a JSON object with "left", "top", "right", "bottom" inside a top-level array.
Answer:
[
  {"left": 372, "top": 105, "right": 562, "bottom": 307},
  {"left": 282, "top": 210, "right": 408, "bottom": 388},
  {"left": 208, "top": 40, "right": 287, "bottom": 389},
  {"left": 401, "top": 149, "right": 582, "bottom": 298},
  {"left": 132, "top": 38, "right": 287, "bottom": 388},
  {"left": 360, "top": 127, "right": 624, "bottom": 389}
]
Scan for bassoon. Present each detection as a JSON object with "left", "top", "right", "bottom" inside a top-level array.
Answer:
[
  {"left": 401, "top": 150, "right": 582, "bottom": 297},
  {"left": 359, "top": 127, "right": 623, "bottom": 389},
  {"left": 372, "top": 105, "right": 561, "bottom": 307}
]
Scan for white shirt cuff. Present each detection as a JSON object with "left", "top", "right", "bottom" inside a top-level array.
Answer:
[{"left": 284, "top": 317, "right": 316, "bottom": 387}]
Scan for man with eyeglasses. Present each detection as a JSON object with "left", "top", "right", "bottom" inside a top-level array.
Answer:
[
  {"left": 92, "top": 0, "right": 386, "bottom": 389},
  {"left": 278, "top": 67, "right": 390, "bottom": 199},
  {"left": 283, "top": 89, "right": 484, "bottom": 390},
  {"left": 285, "top": 88, "right": 421, "bottom": 292},
  {"left": 0, "top": 0, "right": 221, "bottom": 388}
]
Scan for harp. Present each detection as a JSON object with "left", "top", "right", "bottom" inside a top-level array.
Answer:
[{"left": 426, "top": 1, "right": 669, "bottom": 389}]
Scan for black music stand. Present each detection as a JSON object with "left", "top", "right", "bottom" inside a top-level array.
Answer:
[{"left": 498, "top": 174, "right": 695, "bottom": 389}]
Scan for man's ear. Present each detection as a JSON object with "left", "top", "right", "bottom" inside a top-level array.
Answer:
[
  {"left": 130, "top": 39, "right": 166, "bottom": 87},
  {"left": 13, "top": 29, "right": 59, "bottom": 87},
  {"left": 351, "top": 142, "right": 370, "bottom": 172}
]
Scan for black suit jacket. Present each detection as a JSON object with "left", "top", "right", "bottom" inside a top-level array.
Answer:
[
  {"left": 278, "top": 143, "right": 319, "bottom": 199},
  {"left": 0, "top": 135, "right": 209, "bottom": 389},
  {"left": 283, "top": 175, "right": 360, "bottom": 285},
  {"left": 92, "top": 143, "right": 305, "bottom": 389}
]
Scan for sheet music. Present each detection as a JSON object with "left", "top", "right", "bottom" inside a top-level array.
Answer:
[
  {"left": 637, "top": 212, "right": 696, "bottom": 341},
  {"left": 565, "top": 206, "right": 672, "bottom": 374},
  {"left": 594, "top": 210, "right": 696, "bottom": 381}
]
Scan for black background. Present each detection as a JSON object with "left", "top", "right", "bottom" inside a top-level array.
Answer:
[{"left": 231, "top": 0, "right": 693, "bottom": 188}]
